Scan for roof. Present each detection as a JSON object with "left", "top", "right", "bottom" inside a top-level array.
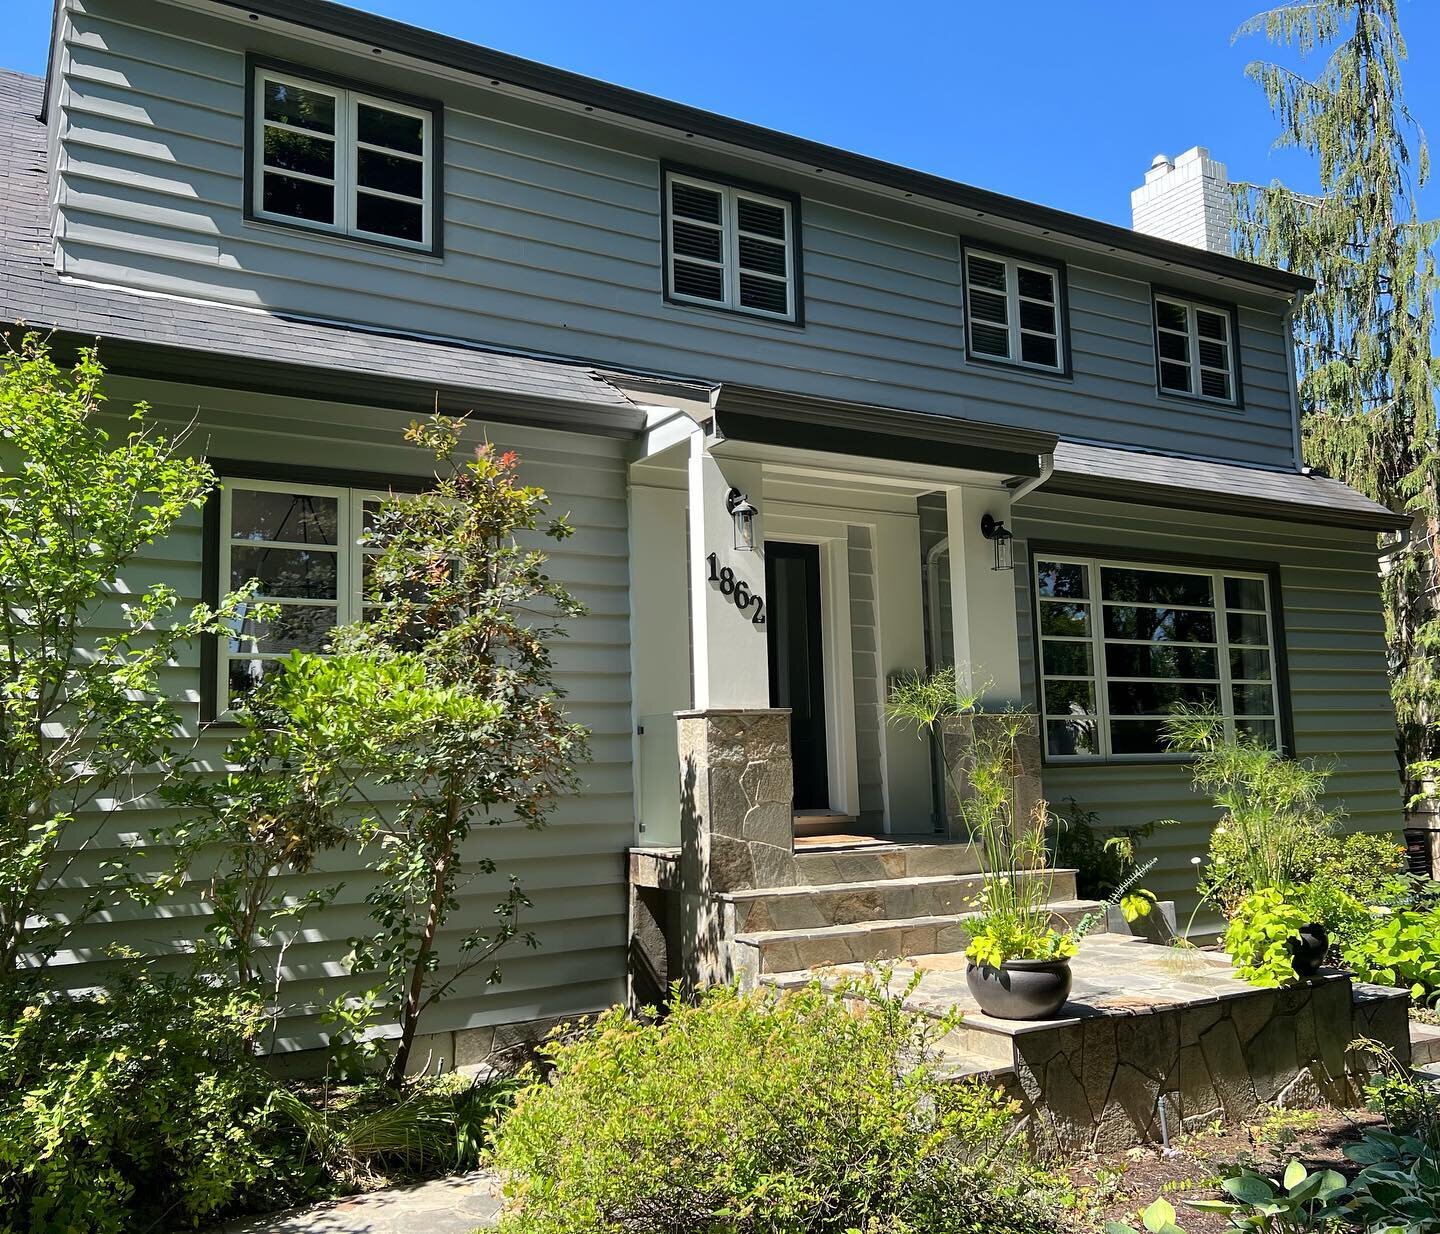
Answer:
[
  {"left": 1050, "top": 440, "right": 1406, "bottom": 533},
  {"left": 0, "top": 69, "right": 645, "bottom": 436},
  {"left": 205, "top": 0, "right": 1313, "bottom": 298}
]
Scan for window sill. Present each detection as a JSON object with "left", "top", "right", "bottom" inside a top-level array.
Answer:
[
  {"left": 1154, "top": 389, "right": 1245, "bottom": 415},
  {"left": 661, "top": 294, "right": 805, "bottom": 331},
  {"left": 965, "top": 349, "right": 1073, "bottom": 381},
  {"left": 241, "top": 214, "right": 445, "bottom": 264}
]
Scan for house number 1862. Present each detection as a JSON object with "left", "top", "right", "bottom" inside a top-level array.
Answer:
[{"left": 706, "top": 552, "right": 766, "bottom": 625}]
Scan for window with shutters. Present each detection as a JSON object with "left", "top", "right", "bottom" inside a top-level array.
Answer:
[
  {"left": 961, "top": 246, "right": 1067, "bottom": 374},
  {"left": 248, "top": 60, "right": 441, "bottom": 253},
  {"left": 663, "top": 169, "right": 800, "bottom": 322},
  {"left": 1152, "top": 293, "right": 1241, "bottom": 405}
]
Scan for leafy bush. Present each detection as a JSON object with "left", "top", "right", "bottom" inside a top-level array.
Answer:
[
  {"left": 1049, "top": 797, "right": 1156, "bottom": 900},
  {"left": 1105, "top": 1160, "right": 1347, "bottom": 1233},
  {"left": 1343, "top": 907, "right": 1440, "bottom": 1003},
  {"left": 489, "top": 975, "right": 1059, "bottom": 1234},
  {"left": 1223, "top": 888, "right": 1319, "bottom": 986},
  {"left": 1344, "top": 1129, "right": 1440, "bottom": 1233},
  {"left": 0, "top": 968, "right": 313, "bottom": 1234}
]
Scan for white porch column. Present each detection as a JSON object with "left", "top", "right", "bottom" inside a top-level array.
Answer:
[
  {"left": 688, "top": 438, "right": 769, "bottom": 708},
  {"left": 944, "top": 485, "right": 1023, "bottom": 708}
]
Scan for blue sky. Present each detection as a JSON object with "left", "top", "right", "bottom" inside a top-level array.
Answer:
[{"left": 8, "top": 0, "right": 1440, "bottom": 227}]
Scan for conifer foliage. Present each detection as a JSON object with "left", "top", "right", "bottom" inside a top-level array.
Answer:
[{"left": 1232, "top": 0, "right": 1440, "bottom": 797}]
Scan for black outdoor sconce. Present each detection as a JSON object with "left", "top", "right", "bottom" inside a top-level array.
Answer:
[
  {"left": 727, "top": 488, "right": 757, "bottom": 551},
  {"left": 980, "top": 512, "right": 1015, "bottom": 572}
]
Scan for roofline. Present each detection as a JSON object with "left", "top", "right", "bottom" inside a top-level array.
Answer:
[{"left": 208, "top": 0, "right": 1311, "bottom": 297}]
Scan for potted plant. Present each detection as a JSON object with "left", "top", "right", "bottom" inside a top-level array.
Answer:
[
  {"left": 886, "top": 668, "right": 1092, "bottom": 1020},
  {"left": 1224, "top": 886, "right": 1331, "bottom": 985}
]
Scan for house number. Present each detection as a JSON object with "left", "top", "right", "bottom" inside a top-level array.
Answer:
[{"left": 706, "top": 552, "right": 766, "bottom": 625}]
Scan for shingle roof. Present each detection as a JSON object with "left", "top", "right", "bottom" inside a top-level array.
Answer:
[
  {"left": 0, "top": 69, "right": 644, "bottom": 436},
  {"left": 1050, "top": 440, "right": 1405, "bottom": 533}
]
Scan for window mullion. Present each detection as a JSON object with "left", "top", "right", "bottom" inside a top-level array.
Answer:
[
  {"left": 1187, "top": 308, "right": 1202, "bottom": 397},
  {"left": 720, "top": 186, "right": 737, "bottom": 310},
  {"left": 1089, "top": 561, "right": 1112, "bottom": 758},
  {"left": 340, "top": 489, "right": 360, "bottom": 625},
  {"left": 340, "top": 91, "right": 356, "bottom": 235},
  {"left": 1216, "top": 569, "right": 1237, "bottom": 744},
  {"left": 1006, "top": 259, "right": 1022, "bottom": 360}
]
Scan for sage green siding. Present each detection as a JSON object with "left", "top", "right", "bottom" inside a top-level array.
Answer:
[
  {"left": 55, "top": 0, "right": 1298, "bottom": 467},
  {"left": 1013, "top": 491, "right": 1400, "bottom": 927},
  {"left": 58, "top": 377, "right": 632, "bottom": 1051}
]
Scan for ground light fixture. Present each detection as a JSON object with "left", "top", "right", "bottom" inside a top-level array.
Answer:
[
  {"left": 727, "top": 488, "right": 757, "bottom": 551},
  {"left": 980, "top": 512, "right": 1015, "bottom": 571}
]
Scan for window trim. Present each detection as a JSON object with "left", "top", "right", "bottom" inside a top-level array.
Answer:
[
  {"left": 201, "top": 461, "right": 430, "bottom": 722},
  {"left": 243, "top": 54, "right": 445, "bottom": 257},
  {"left": 1025, "top": 541, "right": 1292, "bottom": 765},
  {"left": 1150, "top": 287, "right": 1245, "bottom": 409},
  {"left": 960, "top": 240, "right": 1072, "bottom": 378},
  {"left": 660, "top": 162, "right": 805, "bottom": 327}
]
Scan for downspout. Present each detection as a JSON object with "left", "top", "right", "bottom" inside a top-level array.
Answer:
[{"left": 1008, "top": 450, "right": 1055, "bottom": 504}]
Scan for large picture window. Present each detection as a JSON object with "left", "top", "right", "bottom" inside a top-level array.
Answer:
[
  {"left": 215, "top": 478, "right": 388, "bottom": 712},
  {"left": 248, "top": 61, "right": 440, "bottom": 252},
  {"left": 1034, "top": 555, "right": 1281, "bottom": 760}
]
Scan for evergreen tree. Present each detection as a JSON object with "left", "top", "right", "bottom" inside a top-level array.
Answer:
[{"left": 1231, "top": 0, "right": 1440, "bottom": 800}]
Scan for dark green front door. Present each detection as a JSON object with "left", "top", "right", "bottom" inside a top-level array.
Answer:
[{"left": 765, "top": 541, "right": 829, "bottom": 811}]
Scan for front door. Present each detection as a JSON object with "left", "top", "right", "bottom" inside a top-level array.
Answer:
[{"left": 765, "top": 541, "right": 829, "bottom": 811}]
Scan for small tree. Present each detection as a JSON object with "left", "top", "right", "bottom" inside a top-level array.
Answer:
[
  {"left": 0, "top": 334, "right": 247, "bottom": 982},
  {"left": 305, "top": 417, "right": 590, "bottom": 1086}
]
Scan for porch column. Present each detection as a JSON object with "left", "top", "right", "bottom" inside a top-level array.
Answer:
[
  {"left": 687, "top": 438, "right": 769, "bottom": 708},
  {"left": 944, "top": 485, "right": 1022, "bottom": 706}
]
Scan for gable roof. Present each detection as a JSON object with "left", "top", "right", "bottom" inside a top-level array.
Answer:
[
  {"left": 0, "top": 69, "right": 645, "bottom": 436},
  {"left": 204, "top": 0, "right": 1312, "bottom": 298}
]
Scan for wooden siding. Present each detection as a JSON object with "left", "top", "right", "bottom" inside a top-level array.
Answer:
[
  {"left": 53, "top": 376, "right": 632, "bottom": 1050},
  {"left": 1013, "top": 491, "right": 1402, "bottom": 927},
  {"left": 55, "top": 0, "right": 1298, "bottom": 467}
]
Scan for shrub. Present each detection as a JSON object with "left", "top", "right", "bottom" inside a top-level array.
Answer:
[
  {"left": 1223, "top": 887, "right": 1318, "bottom": 986},
  {"left": 1049, "top": 797, "right": 1156, "bottom": 900},
  {"left": 0, "top": 967, "right": 313, "bottom": 1234},
  {"left": 489, "top": 975, "right": 1059, "bottom": 1234},
  {"left": 1344, "top": 906, "right": 1440, "bottom": 1003}
]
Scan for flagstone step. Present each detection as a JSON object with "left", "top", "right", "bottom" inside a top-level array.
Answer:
[
  {"left": 789, "top": 840, "right": 984, "bottom": 884},
  {"left": 721, "top": 870, "right": 1079, "bottom": 933},
  {"left": 1411, "top": 1021, "right": 1440, "bottom": 1067},
  {"left": 736, "top": 897, "right": 1107, "bottom": 974}
]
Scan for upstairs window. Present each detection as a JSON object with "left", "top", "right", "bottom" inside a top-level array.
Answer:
[
  {"left": 1034, "top": 554, "right": 1282, "bottom": 761},
  {"left": 664, "top": 170, "right": 800, "bottom": 322},
  {"left": 1153, "top": 294, "right": 1240, "bottom": 404},
  {"left": 962, "top": 247, "right": 1067, "bottom": 373},
  {"left": 249, "top": 61, "right": 440, "bottom": 252}
]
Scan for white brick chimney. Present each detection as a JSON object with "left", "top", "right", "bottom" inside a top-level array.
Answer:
[{"left": 1130, "top": 147, "right": 1232, "bottom": 255}]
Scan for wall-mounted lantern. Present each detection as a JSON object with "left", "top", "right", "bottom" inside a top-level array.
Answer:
[
  {"left": 980, "top": 512, "right": 1014, "bottom": 572},
  {"left": 726, "top": 488, "right": 757, "bottom": 551}
]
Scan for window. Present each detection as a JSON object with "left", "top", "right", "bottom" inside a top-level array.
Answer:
[
  {"left": 215, "top": 478, "right": 390, "bottom": 712},
  {"left": 1153, "top": 294, "right": 1239, "bottom": 404},
  {"left": 1034, "top": 555, "right": 1281, "bottom": 760},
  {"left": 664, "top": 170, "right": 799, "bottom": 321},
  {"left": 249, "top": 62, "right": 439, "bottom": 251},
  {"left": 962, "top": 247, "right": 1066, "bottom": 373}
]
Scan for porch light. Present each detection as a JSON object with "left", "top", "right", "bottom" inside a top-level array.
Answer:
[
  {"left": 980, "top": 513, "right": 1014, "bottom": 572},
  {"left": 726, "top": 488, "right": 757, "bottom": 551}
]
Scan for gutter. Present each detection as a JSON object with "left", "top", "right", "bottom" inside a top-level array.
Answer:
[{"left": 1009, "top": 452, "right": 1055, "bottom": 504}]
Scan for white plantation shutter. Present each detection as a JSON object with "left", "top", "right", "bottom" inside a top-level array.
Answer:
[
  {"left": 1154, "top": 295, "right": 1237, "bottom": 404},
  {"left": 964, "top": 249, "right": 1063, "bottom": 372}
]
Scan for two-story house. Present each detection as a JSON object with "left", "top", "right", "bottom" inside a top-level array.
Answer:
[{"left": 1, "top": 0, "right": 1403, "bottom": 1064}]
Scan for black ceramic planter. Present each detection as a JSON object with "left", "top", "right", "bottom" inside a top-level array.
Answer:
[
  {"left": 1289, "top": 922, "right": 1329, "bottom": 978},
  {"left": 966, "top": 957, "right": 1073, "bottom": 1020}
]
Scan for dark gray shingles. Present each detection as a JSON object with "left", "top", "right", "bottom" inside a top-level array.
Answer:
[{"left": 0, "top": 69, "right": 639, "bottom": 429}]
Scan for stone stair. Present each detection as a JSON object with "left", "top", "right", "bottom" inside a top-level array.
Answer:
[{"left": 724, "top": 839, "right": 1103, "bottom": 987}]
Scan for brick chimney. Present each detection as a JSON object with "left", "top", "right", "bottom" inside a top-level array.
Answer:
[{"left": 1130, "top": 147, "right": 1232, "bottom": 255}]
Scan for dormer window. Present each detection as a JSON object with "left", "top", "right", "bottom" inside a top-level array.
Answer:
[
  {"left": 247, "top": 59, "right": 441, "bottom": 254},
  {"left": 962, "top": 246, "right": 1068, "bottom": 374},
  {"left": 662, "top": 168, "right": 801, "bottom": 323},
  {"left": 1153, "top": 293, "right": 1241, "bottom": 405}
]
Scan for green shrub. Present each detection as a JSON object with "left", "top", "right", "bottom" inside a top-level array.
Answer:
[
  {"left": 489, "top": 975, "right": 1059, "bottom": 1234},
  {"left": 1223, "top": 887, "right": 1320, "bottom": 986},
  {"left": 1344, "top": 907, "right": 1440, "bottom": 1003},
  {"left": 1049, "top": 797, "right": 1156, "bottom": 900},
  {"left": 0, "top": 968, "right": 313, "bottom": 1234}
]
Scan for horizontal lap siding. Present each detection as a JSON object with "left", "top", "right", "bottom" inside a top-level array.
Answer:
[
  {"left": 1012, "top": 492, "right": 1401, "bottom": 929},
  {"left": 58, "top": 0, "right": 1294, "bottom": 466},
  {"left": 53, "top": 376, "right": 632, "bottom": 1050}
]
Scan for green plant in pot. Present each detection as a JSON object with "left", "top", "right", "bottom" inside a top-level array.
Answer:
[{"left": 886, "top": 669, "right": 1088, "bottom": 1020}]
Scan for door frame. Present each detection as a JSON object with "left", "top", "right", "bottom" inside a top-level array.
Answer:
[{"left": 760, "top": 519, "right": 860, "bottom": 819}]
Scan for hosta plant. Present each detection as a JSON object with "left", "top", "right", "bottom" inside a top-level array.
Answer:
[{"left": 1105, "top": 1160, "right": 1347, "bottom": 1234}]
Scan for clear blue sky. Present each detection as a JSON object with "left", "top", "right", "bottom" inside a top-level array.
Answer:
[{"left": 8, "top": 0, "right": 1440, "bottom": 227}]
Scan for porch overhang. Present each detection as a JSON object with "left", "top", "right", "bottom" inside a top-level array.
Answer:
[{"left": 706, "top": 385, "right": 1057, "bottom": 480}]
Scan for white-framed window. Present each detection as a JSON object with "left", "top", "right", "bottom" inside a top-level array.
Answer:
[
  {"left": 963, "top": 248, "right": 1065, "bottom": 372},
  {"left": 664, "top": 170, "right": 798, "bottom": 321},
  {"left": 250, "top": 63, "right": 437, "bottom": 250},
  {"left": 217, "top": 479, "right": 390, "bottom": 712},
  {"left": 1154, "top": 294, "right": 1238, "bottom": 403},
  {"left": 1034, "top": 555, "right": 1281, "bottom": 761}
]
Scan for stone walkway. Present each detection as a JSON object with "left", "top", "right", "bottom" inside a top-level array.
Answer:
[{"left": 219, "top": 1171, "right": 502, "bottom": 1234}]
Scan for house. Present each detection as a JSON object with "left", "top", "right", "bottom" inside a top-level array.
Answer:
[{"left": 1, "top": 0, "right": 1403, "bottom": 1065}]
